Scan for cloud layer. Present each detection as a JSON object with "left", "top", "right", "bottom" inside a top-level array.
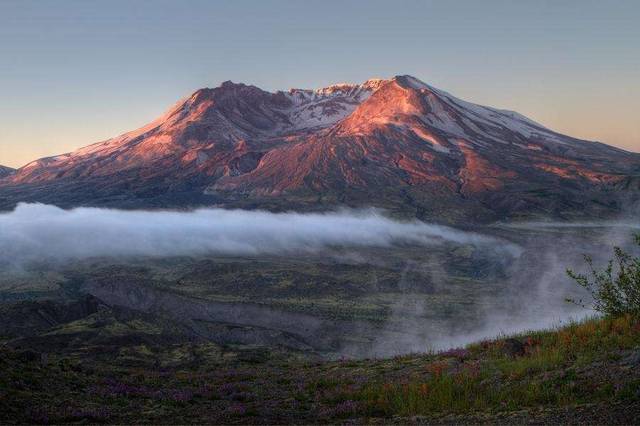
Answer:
[{"left": 0, "top": 203, "right": 514, "bottom": 265}]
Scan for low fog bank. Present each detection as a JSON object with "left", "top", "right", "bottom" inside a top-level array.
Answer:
[
  {"left": 0, "top": 203, "right": 516, "bottom": 266},
  {"left": 3, "top": 203, "right": 636, "bottom": 359},
  {"left": 361, "top": 221, "right": 640, "bottom": 358}
]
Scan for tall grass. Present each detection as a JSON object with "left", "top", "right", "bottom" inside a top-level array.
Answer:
[{"left": 358, "top": 315, "right": 640, "bottom": 416}]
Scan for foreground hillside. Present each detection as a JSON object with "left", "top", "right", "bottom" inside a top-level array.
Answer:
[{"left": 2, "top": 313, "right": 639, "bottom": 424}]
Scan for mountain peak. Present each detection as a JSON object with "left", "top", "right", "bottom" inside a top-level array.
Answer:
[
  {"left": 3, "top": 74, "right": 638, "bottom": 221},
  {"left": 195, "top": 77, "right": 393, "bottom": 100},
  {"left": 188, "top": 81, "right": 267, "bottom": 100},
  {"left": 220, "top": 80, "right": 244, "bottom": 88},
  {"left": 395, "top": 74, "right": 429, "bottom": 87},
  {"left": 284, "top": 77, "right": 388, "bottom": 98}
]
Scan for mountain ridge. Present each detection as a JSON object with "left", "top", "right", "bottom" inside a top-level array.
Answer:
[
  {"left": 0, "top": 166, "right": 14, "bottom": 179},
  {"left": 1, "top": 75, "right": 639, "bottom": 221}
]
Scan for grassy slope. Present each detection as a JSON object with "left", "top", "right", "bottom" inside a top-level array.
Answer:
[{"left": 1, "top": 315, "right": 639, "bottom": 424}]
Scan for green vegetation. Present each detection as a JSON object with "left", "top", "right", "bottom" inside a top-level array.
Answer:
[
  {"left": 353, "top": 236, "right": 640, "bottom": 421},
  {"left": 1, "top": 314, "right": 639, "bottom": 424},
  {"left": 359, "top": 315, "right": 640, "bottom": 418},
  {"left": 568, "top": 234, "right": 640, "bottom": 317}
]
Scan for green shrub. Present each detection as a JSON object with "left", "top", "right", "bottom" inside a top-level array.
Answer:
[{"left": 567, "top": 234, "right": 640, "bottom": 317}]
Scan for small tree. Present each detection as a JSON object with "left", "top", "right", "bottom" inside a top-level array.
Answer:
[{"left": 567, "top": 234, "right": 640, "bottom": 317}]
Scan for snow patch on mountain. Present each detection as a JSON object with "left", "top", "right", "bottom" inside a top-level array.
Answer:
[
  {"left": 278, "top": 78, "right": 387, "bottom": 131},
  {"left": 403, "top": 76, "right": 567, "bottom": 146}
]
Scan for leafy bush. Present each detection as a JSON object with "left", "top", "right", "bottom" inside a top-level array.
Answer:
[{"left": 567, "top": 234, "right": 640, "bottom": 317}]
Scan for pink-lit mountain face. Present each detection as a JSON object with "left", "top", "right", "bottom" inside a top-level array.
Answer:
[{"left": 1, "top": 75, "right": 639, "bottom": 221}]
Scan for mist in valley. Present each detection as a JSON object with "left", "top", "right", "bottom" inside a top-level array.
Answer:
[
  {"left": 0, "top": 202, "right": 514, "bottom": 266},
  {"left": 364, "top": 220, "right": 640, "bottom": 357},
  {"left": 1, "top": 203, "right": 637, "bottom": 358}
]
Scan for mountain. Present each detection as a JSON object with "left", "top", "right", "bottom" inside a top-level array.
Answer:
[
  {"left": 0, "top": 166, "right": 14, "bottom": 179},
  {"left": 1, "top": 75, "right": 638, "bottom": 221}
]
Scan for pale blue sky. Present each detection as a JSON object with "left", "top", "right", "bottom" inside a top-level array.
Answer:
[{"left": 1, "top": 0, "right": 639, "bottom": 167}]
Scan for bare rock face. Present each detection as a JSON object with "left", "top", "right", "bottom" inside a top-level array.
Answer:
[
  {"left": 0, "top": 165, "right": 14, "bottom": 179},
  {"left": 2, "top": 75, "right": 639, "bottom": 221}
]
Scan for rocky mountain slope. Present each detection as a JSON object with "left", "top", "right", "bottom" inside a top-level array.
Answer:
[
  {"left": 0, "top": 166, "right": 14, "bottom": 179},
  {"left": 1, "top": 75, "right": 638, "bottom": 221}
]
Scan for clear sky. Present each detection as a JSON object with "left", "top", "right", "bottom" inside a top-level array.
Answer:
[{"left": 1, "top": 0, "right": 638, "bottom": 168}]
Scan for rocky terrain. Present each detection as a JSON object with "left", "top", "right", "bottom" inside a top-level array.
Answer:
[
  {"left": 0, "top": 165, "right": 14, "bottom": 179},
  {"left": 1, "top": 75, "right": 638, "bottom": 221}
]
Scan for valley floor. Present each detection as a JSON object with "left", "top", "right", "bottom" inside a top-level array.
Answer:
[{"left": 2, "top": 315, "right": 640, "bottom": 424}]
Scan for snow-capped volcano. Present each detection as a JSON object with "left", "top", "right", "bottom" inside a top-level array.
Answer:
[{"left": 2, "top": 75, "right": 638, "bottom": 221}]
